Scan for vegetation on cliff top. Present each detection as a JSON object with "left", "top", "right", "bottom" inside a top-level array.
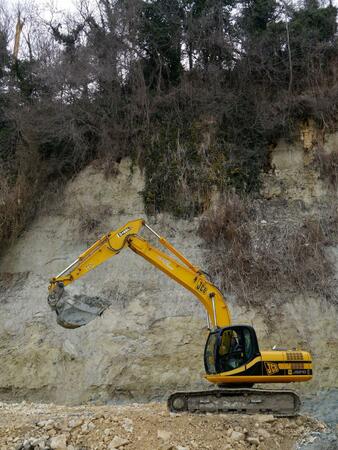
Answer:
[{"left": 0, "top": 0, "right": 337, "bottom": 247}]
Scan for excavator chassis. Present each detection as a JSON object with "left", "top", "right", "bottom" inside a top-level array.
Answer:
[{"left": 168, "top": 388, "right": 300, "bottom": 417}]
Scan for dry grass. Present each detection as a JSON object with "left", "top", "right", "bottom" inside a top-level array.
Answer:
[{"left": 199, "top": 195, "right": 337, "bottom": 304}]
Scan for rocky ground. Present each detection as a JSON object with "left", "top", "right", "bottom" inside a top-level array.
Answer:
[{"left": 0, "top": 401, "right": 326, "bottom": 450}]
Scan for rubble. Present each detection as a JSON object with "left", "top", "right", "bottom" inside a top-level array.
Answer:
[{"left": 0, "top": 401, "right": 324, "bottom": 450}]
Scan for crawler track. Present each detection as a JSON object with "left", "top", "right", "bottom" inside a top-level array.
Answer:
[{"left": 168, "top": 388, "right": 300, "bottom": 416}]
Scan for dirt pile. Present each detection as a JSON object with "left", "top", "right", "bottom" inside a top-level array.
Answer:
[{"left": 0, "top": 401, "right": 325, "bottom": 450}]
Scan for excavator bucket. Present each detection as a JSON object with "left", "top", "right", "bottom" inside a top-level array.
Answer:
[{"left": 48, "top": 283, "right": 111, "bottom": 328}]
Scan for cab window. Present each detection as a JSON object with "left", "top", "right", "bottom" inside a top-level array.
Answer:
[
  {"left": 204, "top": 332, "right": 217, "bottom": 374},
  {"left": 205, "top": 326, "right": 260, "bottom": 375},
  {"left": 218, "top": 329, "right": 245, "bottom": 372},
  {"left": 243, "top": 327, "right": 254, "bottom": 360}
]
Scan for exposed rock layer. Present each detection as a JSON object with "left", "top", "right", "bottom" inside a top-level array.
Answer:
[{"left": 0, "top": 132, "right": 337, "bottom": 404}]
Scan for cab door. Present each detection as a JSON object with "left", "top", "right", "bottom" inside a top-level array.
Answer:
[{"left": 241, "top": 326, "right": 262, "bottom": 375}]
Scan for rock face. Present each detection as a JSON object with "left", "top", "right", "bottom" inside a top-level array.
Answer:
[
  {"left": 261, "top": 123, "right": 337, "bottom": 205},
  {"left": 0, "top": 159, "right": 209, "bottom": 403},
  {"left": 0, "top": 146, "right": 337, "bottom": 404}
]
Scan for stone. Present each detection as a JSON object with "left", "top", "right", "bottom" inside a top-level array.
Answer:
[
  {"left": 159, "top": 445, "right": 175, "bottom": 450},
  {"left": 121, "top": 418, "right": 133, "bottom": 433},
  {"left": 157, "top": 430, "right": 173, "bottom": 441},
  {"left": 31, "top": 436, "right": 48, "bottom": 448},
  {"left": 230, "top": 430, "right": 244, "bottom": 441},
  {"left": 37, "top": 420, "right": 54, "bottom": 429},
  {"left": 253, "top": 414, "right": 275, "bottom": 423},
  {"left": 68, "top": 418, "right": 83, "bottom": 429},
  {"left": 108, "top": 436, "right": 129, "bottom": 449},
  {"left": 296, "top": 417, "right": 304, "bottom": 426},
  {"left": 49, "top": 434, "right": 68, "bottom": 450},
  {"left": 257, "top": 428, "right": 270, "bottom": 439},
  {"left": 247, "top": 436, "right": 260, "bottom": 445},
  {"left": 22, "top": 440, "right": 31, "bottom": 450},
  {"left": 87, "top": 421, "right": 96, "bottom": 431},
  {"left": 81, "top": 422, "right": 89, "bottom": 432}
]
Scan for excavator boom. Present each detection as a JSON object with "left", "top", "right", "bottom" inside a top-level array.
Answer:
[{"left": 48, "top": 219, "right": 231, "bottom": 329}]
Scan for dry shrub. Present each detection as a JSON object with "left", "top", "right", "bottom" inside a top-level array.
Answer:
[
  {"left": 78, "top": 214, "right": 102, "bottom": 235},
  {"left": 253, "top": 218, "right": 334, "bottom": 298},
  {"left": 198, "top": 194, "right": 253, "bottom": 293},
  {"left": 0, "top": 174, "right": 41, "bottom": 252},
  {"left": 77, "top": 206, "right": 113, "bottom": 241},
  {"left": 198, "top": 194, "right": 250, "bottom": 245},
  {"left": 315, "top": 147, "right": 338, "bottom": 189},
  {"left": 1, "top": 198, "right": 29, "bottom": 249},
  {"left": 0, "top": 138, "right": 46, "bottom": 252},
  {"left": 199, "top": 195, "right": 337, "bottom": 304}
]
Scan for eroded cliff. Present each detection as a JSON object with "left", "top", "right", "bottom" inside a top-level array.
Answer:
[{"left": 0, "top": 130, "right": 337, "bottom": 404}]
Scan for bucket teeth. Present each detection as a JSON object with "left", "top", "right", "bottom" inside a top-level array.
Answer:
[{"left": 47, "top": 282, "right": 64, "bottom": 310}]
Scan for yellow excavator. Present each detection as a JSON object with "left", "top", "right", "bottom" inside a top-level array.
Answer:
[{"left": 48, "top": 219, "right": 312, "bottom": 416}]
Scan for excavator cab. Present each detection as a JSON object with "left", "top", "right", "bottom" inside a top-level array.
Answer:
[{"left": 204, "top": 325, "right": 260, "bottom": 375}]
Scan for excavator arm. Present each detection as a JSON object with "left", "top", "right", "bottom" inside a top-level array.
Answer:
[{"left": 48, "top": 219, "right": 231, "bottom": 329}]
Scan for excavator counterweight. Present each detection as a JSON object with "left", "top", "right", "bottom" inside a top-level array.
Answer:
[{"left": 48, "top": 219, "right": 312, "bottom": 416}]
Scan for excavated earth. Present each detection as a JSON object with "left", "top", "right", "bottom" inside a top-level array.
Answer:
[{"left": 0, "top": 401, "right": 326, "bottom": 450}]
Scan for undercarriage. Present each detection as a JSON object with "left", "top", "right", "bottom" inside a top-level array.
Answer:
[{"left": 167, "top": 388, "right": 300, "bottom": 416}]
